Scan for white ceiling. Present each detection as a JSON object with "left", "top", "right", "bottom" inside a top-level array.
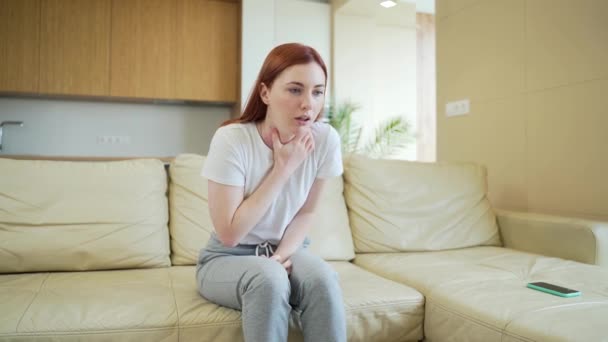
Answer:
[
  {"left": 399, "top": 0, "right": 435, "bottom": 14},
  {"left": 330, "top": 0, "right": 435, "bottom": 15}
]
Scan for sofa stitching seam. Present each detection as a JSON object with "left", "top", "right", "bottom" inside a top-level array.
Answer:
[
  {"left": 167, "top": 268, "right": 181, "bottom": 342},
  {"left": 15, "top": 272, "right": 50, "bottom": 333},
  {"left": 345, "top": 300, "right": 425, "bottom": 312},
  {"left": 0, "top": 326, "right": 178, "bottom": 337},
  {"left": 178, "top": 321, "right": 243, "bottom": 329}
]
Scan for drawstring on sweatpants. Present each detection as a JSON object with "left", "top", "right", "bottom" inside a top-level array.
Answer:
[{"left": 255, "top": 241, "right": 275, "bottom": 258}]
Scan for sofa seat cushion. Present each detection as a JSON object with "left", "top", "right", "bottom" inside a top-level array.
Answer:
[
  {"left": 169, "top": 262, "right": 424, "bottom": 342},
  {"left": 0, "top": 269, "right": 178, "bottom": 341},
  {"left": 354, "top": 247, "right": 608, "bottom": 341}
]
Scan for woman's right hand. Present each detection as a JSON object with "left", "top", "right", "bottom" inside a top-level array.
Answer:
[
  {"left": 271, "top": 128, "right": 314, "bottom": 176},
  {"left": 269, "top": 254, "right": 293, "bottom": 275}
]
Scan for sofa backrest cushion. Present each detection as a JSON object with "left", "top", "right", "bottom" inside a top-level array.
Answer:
[
  {"left": 343, "top": 154, "right": 501, "bottom": 252},
  {"left": 168, "top": 154, "right": 355, "bottom": 265},
  {"left": 0, "top": 158, "right": 171, "bottom": 273}
]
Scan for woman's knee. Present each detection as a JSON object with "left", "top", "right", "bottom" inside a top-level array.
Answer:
[
  {"left": 295, "top": 268, "right": 338, "bottom": 298},
  {"left": 247, "top": 259, "right": 291, "bottom": 295},
  {"left": 313, "top": 274, "right": 341, "bottom": 295}
]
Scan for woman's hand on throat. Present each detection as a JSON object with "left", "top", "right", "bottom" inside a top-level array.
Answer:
[{"left": 271, "top": 128, "right": 314, "bottom": 177}]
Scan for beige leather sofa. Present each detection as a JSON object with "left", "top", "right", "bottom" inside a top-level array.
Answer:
[{"left": 1, "top": 154, "right": 607, "bottom": 342}]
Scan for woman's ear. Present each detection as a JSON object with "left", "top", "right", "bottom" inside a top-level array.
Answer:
[{"left": 259, "top": 83, "right": 270, "bottom": 105}]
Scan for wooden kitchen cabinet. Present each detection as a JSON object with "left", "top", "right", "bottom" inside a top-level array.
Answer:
[
  {"left": 39, "top": 0, "right": 111, "bottom": 96},
  {"left": 110, "top": 0, "right": 177, "bottom": 99},
  {"left": 175, "top": 0, "right": 239, "bottom": 102},
  {"left": 0, "top": 0, "right": 40, "bottom": 93},
  {"left": 1, "top": 0, "right": 239, "bottom": 103}
]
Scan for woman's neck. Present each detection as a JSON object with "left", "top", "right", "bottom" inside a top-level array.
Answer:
[
  {"left": 256, "top": 120, "right": 273, "bottom": 149},
  {"left": 256, "top": 120, "right": 295, "bottom": 149}
]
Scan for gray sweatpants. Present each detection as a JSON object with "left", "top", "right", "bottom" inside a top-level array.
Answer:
[{"left": 196, "top": 234, "right": 347, "bottom": 342}]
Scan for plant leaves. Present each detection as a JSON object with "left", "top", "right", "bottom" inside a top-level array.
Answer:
[{"left": 327, "top": 101, "right": 413, "bottom": 158}]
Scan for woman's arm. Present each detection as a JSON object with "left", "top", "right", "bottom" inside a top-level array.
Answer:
[
  {"left": 208, "top": 168, "right": 290, "bottom": 247},
  {"left": 273, "top": 178, "right": 326, "bottom": 260},
  {"left": 208, "top": 129, "right": 314, "bottom": 247}
]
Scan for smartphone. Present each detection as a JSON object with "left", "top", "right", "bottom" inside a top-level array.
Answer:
[{"left": 527, "top": 282, "right": 581, "bottom": 297}]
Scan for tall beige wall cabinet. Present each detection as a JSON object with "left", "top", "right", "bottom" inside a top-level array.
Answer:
[{"left": 436, "top": 0, "right": 608, "bottom": 220}]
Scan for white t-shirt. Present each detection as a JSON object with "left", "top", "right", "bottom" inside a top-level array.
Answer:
[{"left": 201, "top": 121, "right": 343, "bottom": 245}]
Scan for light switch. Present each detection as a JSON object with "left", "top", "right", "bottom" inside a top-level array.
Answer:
[{"left": 446, "top": 99, "right": 470, "bottom": 117}]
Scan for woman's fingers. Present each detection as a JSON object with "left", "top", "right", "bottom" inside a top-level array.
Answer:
[
  {"left": 282, "top": 259, "right": 293, "bottom": 274},
  {"left": 303, "top": 131, "right": 314, "bottom": 152},
  {"left": 264, "top": 254, "right": 292, "bottom": 274},
  {"left": 307, "top": 134, "right": 315, "bottom": 152}
]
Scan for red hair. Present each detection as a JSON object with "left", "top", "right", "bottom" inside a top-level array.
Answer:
[{"left": 223, "top": 43, "right": 327, "bottom": 126}]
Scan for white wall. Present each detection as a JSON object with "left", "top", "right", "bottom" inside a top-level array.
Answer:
[
  {"left": 241, "top": 0, "right": 275, "bottom": 107},
  {"left": 334, "top": 1, "right": 418, "bottom": 159},
  {"left": 0, "top": 98, "right": 229, "bottom": 157},
  {"left": 241, "top": 0, "right": 331, "bottom": 107}
]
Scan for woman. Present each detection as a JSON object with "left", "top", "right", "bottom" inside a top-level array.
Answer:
[{"left": 196, "top": 43, "right": 347, "bottom": 342}]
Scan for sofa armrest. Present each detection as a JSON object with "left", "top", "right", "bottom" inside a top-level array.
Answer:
[{"left": 495, "top": 209, "right": 608, "bottom": 267}]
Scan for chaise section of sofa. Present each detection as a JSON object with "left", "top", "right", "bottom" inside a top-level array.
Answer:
[
  {"left": 344, "top": 154, "right": 608, "bottom": 342},
  {"left": 354, "top": 248, "right": 608, "bottom": 341}
]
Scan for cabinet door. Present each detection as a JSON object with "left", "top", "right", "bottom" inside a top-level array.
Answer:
[
  {"left": 111, "top": 0, "right": 176, "bottom": 99},
  {"left": 0, "top": 0, "right": 40, "bottom": 93},
  {"left": 175, "top": 0, "right": 239, "bottom": 102},
  {"left": 39, "top": 0, "right": 111, "bottom": 96}
]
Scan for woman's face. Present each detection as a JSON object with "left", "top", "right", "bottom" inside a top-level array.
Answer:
[{"left": 260, "top": 62, "right": 326, "bottom": 140}]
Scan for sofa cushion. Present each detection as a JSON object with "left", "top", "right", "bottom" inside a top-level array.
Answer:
[
  {"left": 343, "top": 154, "right": 501, "bottom": 252},
  {"left": 168, "top": 154, "right": 214, "bottom": 265},
  {"left": 0, "top": 158, "right": 170, "bottom": 273},
  {"left": 169, "top": 262, "right": 424, "bottom": 342},
  {"left": 354, "top": 247, "right": 608, "bottom": 341},
  {"left": 168, "top": 154, "right": 355, "bottom": 265},
  {"left": 0, "top": 269, "right": 178, "bottom": 341}
]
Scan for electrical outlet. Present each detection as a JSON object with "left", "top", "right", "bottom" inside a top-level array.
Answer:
[
  {"left": 446, "top": 99, "right": 470, "bottom": 117},
  {"left": 97, "top": 136, "right": 131, "bottom": 144}
]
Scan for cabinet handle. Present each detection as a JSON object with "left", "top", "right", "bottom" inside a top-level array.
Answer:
[{"left": 0, "top": 121, "right": 24, "bottom": 151}]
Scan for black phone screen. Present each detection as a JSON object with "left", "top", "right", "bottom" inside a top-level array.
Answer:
[{"left": 529, "top": 282, "right": 578, "bottom": 294}]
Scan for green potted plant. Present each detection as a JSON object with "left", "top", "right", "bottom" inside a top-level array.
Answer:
[{"left": 325, "top": 101, "right": 413, "bottom": 158}]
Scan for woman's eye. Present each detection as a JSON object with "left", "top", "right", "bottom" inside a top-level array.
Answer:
[
  {"left": 288, "top": 88, "right": 302, "bottom": 94},
  {"left": 313, "top": 90, "right": 325, "bottom": 96}
]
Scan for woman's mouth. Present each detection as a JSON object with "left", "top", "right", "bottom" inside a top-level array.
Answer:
[{"left": 295, "top": 116, "right": 311, "bottom": 125}]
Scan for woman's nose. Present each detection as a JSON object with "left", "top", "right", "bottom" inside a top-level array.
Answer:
[{"left": 301, "top": 94, "right": 313, "bottom": 110}]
